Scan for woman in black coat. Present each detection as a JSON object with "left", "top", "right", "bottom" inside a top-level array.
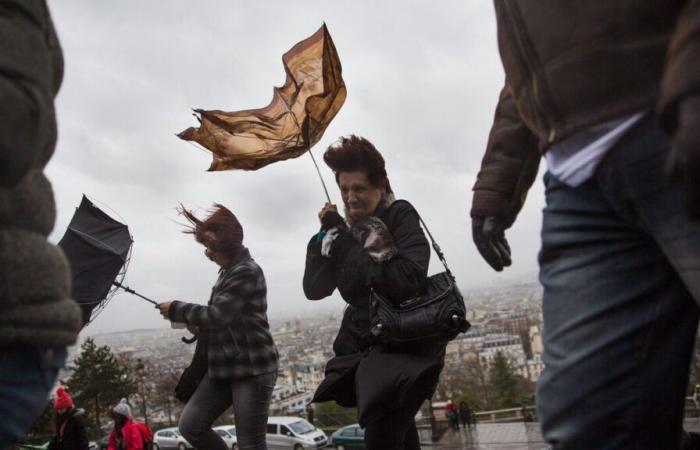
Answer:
[
  {"left": 48, "top": 387, "right": 89, "bottom": 450},
  {"left": 303, "top": 135, "right": 446, "bottom": 450}
]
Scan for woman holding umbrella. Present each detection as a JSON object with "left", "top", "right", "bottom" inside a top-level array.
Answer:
[
  {"left": 303, "top": 135, "right": 446, "bottom": 450},
  {"left": 156, "top": 204, "right": 278, "bottom": 450}
]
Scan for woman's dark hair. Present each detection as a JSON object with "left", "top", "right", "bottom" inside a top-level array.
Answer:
[
  {"left": 177, "top": 203, "right": 243, "bottom": 257},
  {"left": 323, "top": 135, "right": 392, "bottom": 193}
]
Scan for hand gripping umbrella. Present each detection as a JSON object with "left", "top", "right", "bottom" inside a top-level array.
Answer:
[{"left": 58, "top": 195, "right": 153, "bottom": 327}]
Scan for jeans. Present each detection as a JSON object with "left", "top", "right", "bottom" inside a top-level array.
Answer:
[
  {"left": 537, "top": 117, "right": 700, "bottom": 449},
  {"left": 179, "top": 371, "right": 276, "bottom": 450},
  {"left": 0, "top": 346, "right": 67, "bottom": 449}
]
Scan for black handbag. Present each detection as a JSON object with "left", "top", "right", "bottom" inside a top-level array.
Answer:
[
  {"left": 174, "top": 335, "right": 208, "bottom": 403},
  {"left": 369, "top": 203, "right": 471, "bottom": 344}
]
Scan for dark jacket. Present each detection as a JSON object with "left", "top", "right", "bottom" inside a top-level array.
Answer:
[
  {"left": 0, "top": 1, "right": 82, "bottom": 346},
  {"left": 48, "top": 408, "right": 89, "bottom": 450},
  {"left": 471, "top": 0, "right": 700, "bottom": 226},
  {"left": 303, "top": 199, "right": 446, "bottom": 426},
  {"left": 169, "top": 248, "right": 278, "bottom": 380}
]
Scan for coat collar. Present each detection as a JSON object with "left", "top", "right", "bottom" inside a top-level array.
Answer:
[{"left": 219, "top": 246, "right": 251, "bottom": 273}]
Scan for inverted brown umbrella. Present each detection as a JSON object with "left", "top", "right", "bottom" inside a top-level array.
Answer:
[{"left": 177, "top": 23, "right": 346, "bottom": 200}]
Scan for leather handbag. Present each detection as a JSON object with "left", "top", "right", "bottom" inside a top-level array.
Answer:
[
  {"left": 369, "top": 202, "right": 470, "bottom": 344},
  {"left": 174, "top": 335, "right": 208, "bottom": 403}
]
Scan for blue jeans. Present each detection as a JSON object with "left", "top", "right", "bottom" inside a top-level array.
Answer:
[
  {"left": 179, "top": 371, "right": 276, "bottom": 450},
  {"left": 537, "top": 117, "right": 700, "bottom": 449},
  {"left": 0, "top": 346, "right": 67, "bottom": 449}
]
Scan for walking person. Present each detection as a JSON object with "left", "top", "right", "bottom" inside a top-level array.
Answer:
[
  {"left": 459, "top": 401, "right": 472, "bottom": 430},
  {"left": 304, "top": 135, "right": 446, "bottom": 450},
  {"left": 47, "top": 388, "right": 88, "bottom": 450},
  {"left": 470, "top": 2, "right": 700, "bottom": 448},
  {"left": 445, "top": 400, "right": 459, "bottom": 431},
  {"left": 107, "top": 400, "right": 143, "bottom": 450},
  {"left": 0, "top": 1, "right": 82, "bottom": 447},
  {"left": 305, "top": 403, "right": 314, "bottom": 425},
  {"left": 157, "top": 204, "right": 278, "bottom": 450}
]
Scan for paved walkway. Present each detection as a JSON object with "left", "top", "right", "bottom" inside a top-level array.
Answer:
[
  {"left": 429, "top": 419, "right": 700, "bottom": 449},
  {"left": 431, "top": 423, "right": 547, "bottom": 450}
]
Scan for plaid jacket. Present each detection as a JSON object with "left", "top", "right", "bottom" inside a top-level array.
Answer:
[{"left": 170, "top": 249, "right": 278, "bottom": 379}]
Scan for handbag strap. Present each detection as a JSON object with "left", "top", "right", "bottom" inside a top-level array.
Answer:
[{"left": 395, "top": 200, "right": 453, "bottom": 276}]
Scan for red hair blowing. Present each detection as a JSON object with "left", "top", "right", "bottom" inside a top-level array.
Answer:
[{"left": 178, "top": 204, "right": 243, "bottom": 257}]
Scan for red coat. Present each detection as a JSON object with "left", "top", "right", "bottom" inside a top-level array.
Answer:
[{"left": 107, "top": 418, "right": 144, "bottom": 450}]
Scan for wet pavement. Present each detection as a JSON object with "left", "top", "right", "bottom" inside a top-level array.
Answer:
[
  {"left": 427, "top": 419, "right": 700, "bottom": 449},
  {"left": 430, "top": 423, "right": 547, "bottom": 450}
]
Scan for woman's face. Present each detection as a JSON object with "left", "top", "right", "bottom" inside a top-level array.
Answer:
[
  {"left": 338, "top": 171, "right": 385, "bottom": 220},
  {"left": 204, "top": 245, "right": 229, "bottom": 268},
  {"left": 202, "top": 232, "right": 230, "bottom": 268}
]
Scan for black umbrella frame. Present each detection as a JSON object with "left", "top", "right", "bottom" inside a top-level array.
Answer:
[{"left": 58, "top": 195, "right": 133, "bottom": 326}]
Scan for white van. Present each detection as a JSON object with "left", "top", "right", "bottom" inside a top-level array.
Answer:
[{"left": 265, "top": 416, "right": 328, "bottom": 449}]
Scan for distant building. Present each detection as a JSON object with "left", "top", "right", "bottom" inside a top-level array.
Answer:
[
  {"left": 478, "top": 334, "right": 527, "bottom": 368},
  {"left": 295, "top": 361, "right": 325, "bottom": 393}
]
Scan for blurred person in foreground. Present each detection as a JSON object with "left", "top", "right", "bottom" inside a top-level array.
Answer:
[
  {"left": 471, "top": 2, "right": 700, "bottom": 448},
  {"left": 0, "top": 1, "right": 81, "bottom": 448},
  {"left": 156, "top": 204, "right": 278, "bottom": 450},
  {"left": 304, "top": 136, "right": 446, "bottom": 450}
]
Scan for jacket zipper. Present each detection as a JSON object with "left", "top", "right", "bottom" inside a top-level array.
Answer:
[{"left": 501, "top": 1, "right": 560, "bottom": 143}]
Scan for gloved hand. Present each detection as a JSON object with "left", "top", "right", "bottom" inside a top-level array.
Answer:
[
  {"left": 318, "top": 203, "right": 346, "bottom": 231},
  {"left": 472, "top": 216, "right": 512, "bottom": 271},
  {"left": 667, "top": 95, "right": 700, "bottom": 220}
]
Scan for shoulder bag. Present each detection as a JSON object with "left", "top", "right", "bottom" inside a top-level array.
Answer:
[{"left": 369, "top": 201, "right": 471, "bottom": 344}]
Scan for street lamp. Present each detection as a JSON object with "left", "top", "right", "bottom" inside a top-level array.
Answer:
[{"left": 136, "top": 359, "right": 148, "bottom": 426}]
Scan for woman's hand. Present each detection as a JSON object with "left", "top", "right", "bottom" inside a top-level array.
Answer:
[
  {"left": 187, "top": 325, "right": 200, "bottom": 335},
  {"left": 318, "top": 203, "right": 345, "bottom": 231},
  {"left": 156, "top": 302, "right": 172, "bottom": 319},
  {"left": 318, "top": 202, "right": 337, "bottom": 221}
]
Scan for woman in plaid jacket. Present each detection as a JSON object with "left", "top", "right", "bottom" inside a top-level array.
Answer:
[{"left": 157, "top": 204, "right": 278, "bottom": 450}]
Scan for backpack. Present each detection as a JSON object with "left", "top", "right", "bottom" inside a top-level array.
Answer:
[{"left": 135, "top": 422, "right": 154, "bottom": 450}]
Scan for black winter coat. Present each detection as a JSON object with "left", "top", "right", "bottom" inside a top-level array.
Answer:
[
  {"left": 48, "top": 409, "right": 89, "bottom": 450},
  {"left": 303, "top": 199, "right": 446, "bottom": 427}
]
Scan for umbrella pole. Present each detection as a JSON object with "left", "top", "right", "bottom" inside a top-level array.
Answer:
[
  {"left": 112, "top": 281, "right": 157, "bottom": 305},
  {"left": 308, "top": 148, "right": 332, "bottom": 203}
]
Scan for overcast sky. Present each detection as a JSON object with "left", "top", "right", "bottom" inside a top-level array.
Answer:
[{"left": 46, "top": 1, "right": 546, "bottom": 335}]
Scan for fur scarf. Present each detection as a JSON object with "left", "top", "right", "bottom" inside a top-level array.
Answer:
[{"left": 322, "top": 194, "right": 398, "bottom": 263}]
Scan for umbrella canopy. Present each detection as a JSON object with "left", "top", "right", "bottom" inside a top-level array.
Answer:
[
  {"left": 178, "top": 23, "right": 346, "bottom": 171},
  {"left": 58, "top": 196, "right": 133, "bottom": 326}
]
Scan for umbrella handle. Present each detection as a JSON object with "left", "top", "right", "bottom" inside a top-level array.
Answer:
[
  {"left": 308, "top": 148, "right": 332, "bottom": 203},
  {"left": 112, "top": 281, "right": 157, "bottom": 305}
]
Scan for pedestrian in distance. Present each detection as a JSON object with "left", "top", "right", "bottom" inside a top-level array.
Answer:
[
  {"left": 471, "top": 2, "right": 700, "bottom": 448},
  {"left": 107, "top": 399, "right": 143, "bottom": 450},
  {"left": 305, "top": 403, "right": 314, "bottom": 425},
  {"left": 459, "top": 401, "right": 472, "bottom": 429},
  {"left": 156, "top": 204, "right": 278, "bottom": 450},
  {"left": 445, "top": 400, "right": 459, "bottom": 431},
  {"left": 47, "top": 387, "right": 89, "bottom": 450},
  {"left": 304, "top": 136, "right": 447, "bottom": 450}
]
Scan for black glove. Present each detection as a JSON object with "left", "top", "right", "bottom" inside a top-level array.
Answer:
[
  {"left": 472, "top": 216, "right": 512, "bottom": 271},
  {"left": 321, "top": 210, "right": 346, "bottom": 231},
  {"left": 667, "top": 96, "right": 700, "bottom": 221}
]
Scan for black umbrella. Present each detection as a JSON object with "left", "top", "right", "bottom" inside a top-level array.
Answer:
[{"left": 58, "top": 195, "right": 135, "bottom": 326}]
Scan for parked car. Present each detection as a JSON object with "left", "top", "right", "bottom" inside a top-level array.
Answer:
[
  {"left": 213, "top": 425, "right": 238, "bottom": 450},
  {"left": 153, "top": 427, "right": 193, "bottom": 450},
  {"left": 328, "top": 424, "right": 365, "bottom": 450},
  {"left": 265, "top": 416, "right": 328, "bottom": 449}
]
